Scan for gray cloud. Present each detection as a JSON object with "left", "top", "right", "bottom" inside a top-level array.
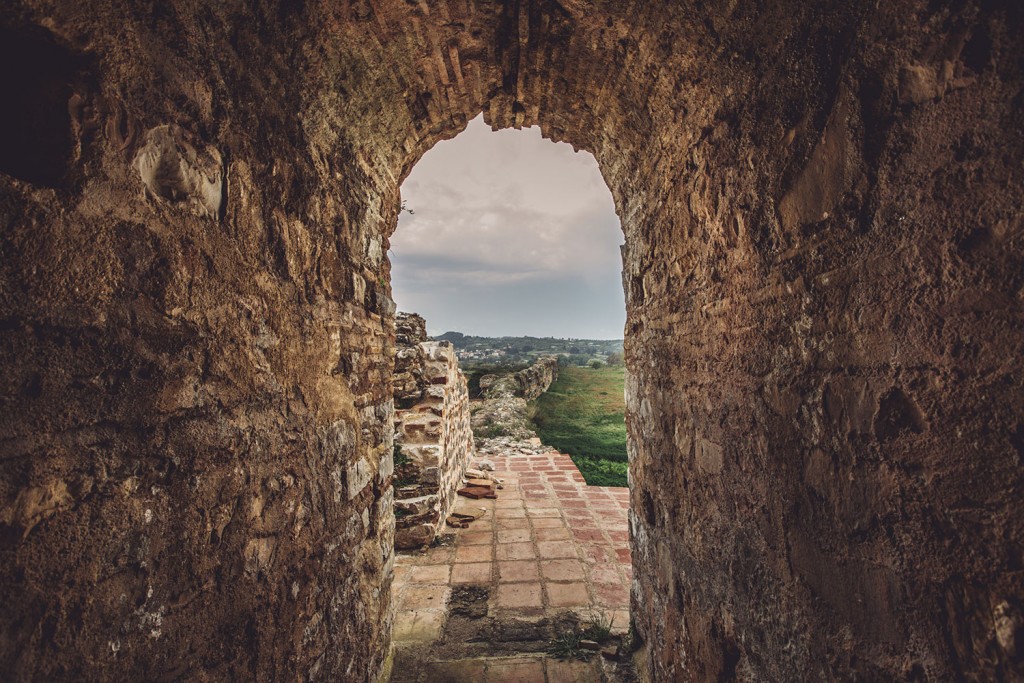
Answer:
[{"left": 391, "top": 115, "right": 625, "bottom": 339}]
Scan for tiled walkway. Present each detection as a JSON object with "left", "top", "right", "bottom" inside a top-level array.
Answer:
[{"left": 391, "top": 449, "right": 632, "bottom": 681}]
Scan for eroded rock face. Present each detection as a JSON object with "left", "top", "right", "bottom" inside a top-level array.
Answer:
[
  {"left": 0, "top": 1, "right": 1021, "bottom": 681},
  {"left": 133, "top": 125, "right": 225, "bottom": 218}
]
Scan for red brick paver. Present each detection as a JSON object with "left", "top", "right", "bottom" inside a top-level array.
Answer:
[{"left": 392, "top": 447, "right": 632, "bottom": 656}]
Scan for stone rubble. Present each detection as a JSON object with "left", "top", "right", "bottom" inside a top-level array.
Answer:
[{"left": 475, "top": 436, "right": 551, "bottom": 459}]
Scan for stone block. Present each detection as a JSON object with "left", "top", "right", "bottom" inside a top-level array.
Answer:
[
  {"left": 345, "top": 457, "right": 372, "bottom": 500},
  {"left": 395, "top": 523, "right": 435, "bottom": 550},
  {"left": 394, "top": 495, "right": 439, "bottom": 516}
]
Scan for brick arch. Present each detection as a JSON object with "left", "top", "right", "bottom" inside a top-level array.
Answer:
[
  {"left": 0, "top": 0, "right": 1021, "bottom": 681},
  {"left": 293, "top": 0, "right": 721, "bottom": 255}
]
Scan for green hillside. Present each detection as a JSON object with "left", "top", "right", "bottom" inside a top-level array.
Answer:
[{"left": 530, "top": 365, "right": 629, "bottom": 487}]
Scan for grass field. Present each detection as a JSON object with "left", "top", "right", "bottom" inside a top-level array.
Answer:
[{"left": 530, "top": 365, "right": 629, "bottom": 487}]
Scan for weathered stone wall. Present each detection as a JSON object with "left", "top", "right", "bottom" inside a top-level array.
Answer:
[
  {"left": 618, "top": 4, "right": 1024, "bottom": 680},
  {"left": 473, "top": 357, "right": 559, "bottom": 440},
  {"left": 392, "top": 315, "right": 474, "bottom": 549},
  {"left": 0, "top": 1, "right": 1021, "bottom": 681},
  {"left": 393, "top": 312, "right": 430, "bottom": 405},
  {"left": 479, "top": 356, "right": 559, "bottom": 401},
  {"left": 0, "top": 4, "right": 401, "bottom": 680},
  {"left": 512, "top": 355, "right": 558, "bottom": 400},
  {"left": 395, "top": 312, "right": 428, "bottom": 348}
]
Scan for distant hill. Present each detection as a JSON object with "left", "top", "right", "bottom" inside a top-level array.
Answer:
[{"left": 435, "top": 331, "right": 465, "bottom": 343}]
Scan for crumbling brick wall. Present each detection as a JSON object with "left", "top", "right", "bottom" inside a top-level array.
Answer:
[{"left": 392, "top": 314, "right": 474, "bottom": 549}]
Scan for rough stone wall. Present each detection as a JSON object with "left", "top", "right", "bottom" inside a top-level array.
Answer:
[
  {"left": 393, "top": 313, "right": 430, "bottom": 405},
  {"left": 392, "top": 319, "right": 474, "bottom": 549},
  {"left": 618, "top": 4, "right": 1024, "bottom": 681},
  {"left": 473, "top": 357, "right": 558, "bottom": 440},
  {"left": 0, "top": 3, "right": 400, "bottom": 681},
  {"left": 0, "top": 1, "right": 1021, "bottom": 682},
  {"left": 479, "top": 356, "right": 559, "bottom": 401},
  {"left": 395, "top": 312, "right": 428, "bottom": 347}
]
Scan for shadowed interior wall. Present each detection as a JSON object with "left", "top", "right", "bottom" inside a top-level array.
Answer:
[{"left": 0, "top": 0, "right": 1021, "bottom": 681}]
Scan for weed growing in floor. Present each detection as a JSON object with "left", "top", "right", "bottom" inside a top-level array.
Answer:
[
  {"left": 548, "top": 611, "right": 618, "bottom": 660},
  {"left": 547, "top": 630, "right": 588, "bottom": 660},
  {"left": 581, "top": 610, "right": 614, "bottom": 643}
]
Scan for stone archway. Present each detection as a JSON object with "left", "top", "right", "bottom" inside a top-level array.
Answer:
[{"left": 0, "top": 1, "right": 1021, "bottom": 682}]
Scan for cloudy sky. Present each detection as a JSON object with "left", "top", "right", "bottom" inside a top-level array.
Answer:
[{"left": 391, "top": 115, "right": 625, "bottom": 339}]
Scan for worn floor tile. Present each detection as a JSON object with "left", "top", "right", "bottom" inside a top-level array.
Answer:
[
  {"left": 544, "top": 582, "right": 590, "bottom": 608},
  {"left": 536, "top": 541, "right": 577, "bottom": 559},
  {"left": 459, "top": 530, "right": 495, "bottom": 545},
  {"left": 497, "top": 528, "right": 532, "bottom": 544},
  {"left": 540, "top": 559, "right": 586, "bottom": 582},
  {"left": 529, "top": 517, "right": 565, "bottom": 529},
  {"left": 545, "top": 658, "right": 603, "bottom": 682},
  {"left": 422, "top": 659, "right": 487, "bottom": 681},
  {"left": 534, "top": 527, "right": 571, "bottom": 541},
  {"left": 451, "top": 561, "right": 493, "bottom": 584},
  {"left": 455, "top": 544, "right": 493, "bottom": 564},
  {"left": 498, "top": 560, "right": 540, "bottom": 582},
  {"left": 487, "top": 658, "right": 546, "bottom": 683},
  {"left": 409, "top": 565, "right": 451, "bottom": 584},
  {"left": 495, "top": 582, "right": 544, "bottom": 609},
  {"left": 496, "top": 542, "right": 536, "bottom": 561},
  {"left": 399, "top": 584, "right": 451, "bottom": 610},
  {"left": 393, "top": 609, "right": 445, "bottom": 642}
]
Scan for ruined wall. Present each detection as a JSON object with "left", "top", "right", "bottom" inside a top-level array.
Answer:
[
  {"left": 479, "top": 355, "right": 558, "bottom": 401},
  {"left": 0, "top": 0, "right": 1021, "bottom": 681},
  {"left": 0, "top": 3, "right": 400, "bottom": 681},
  {"left": 392, "top": 314, "right": 474, "bottom": 549},
  {"left": 393, "top": 312, "right": 430, "bottom": 405},
  {"left": 473, "top": 356, "right": 559, "bottom": 440},
  {"left": 619, "top": 4, "right": 1024, "bottom": 681}
]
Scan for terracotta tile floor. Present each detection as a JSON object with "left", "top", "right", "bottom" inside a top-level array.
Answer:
[
  {"left": 391, "top": 450, "right": 632, "bottom": 679},
  {"left": 414, "top": 656, "right": 604, "bottom": 683}
]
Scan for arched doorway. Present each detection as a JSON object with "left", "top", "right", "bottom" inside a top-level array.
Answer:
[{"left": 0, "top": 1, "right": 1020, "bottom": 681}]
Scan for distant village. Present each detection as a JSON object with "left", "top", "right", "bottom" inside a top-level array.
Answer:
[{"left": 433, "top": 331, "right": 624, "bottom": 368}]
